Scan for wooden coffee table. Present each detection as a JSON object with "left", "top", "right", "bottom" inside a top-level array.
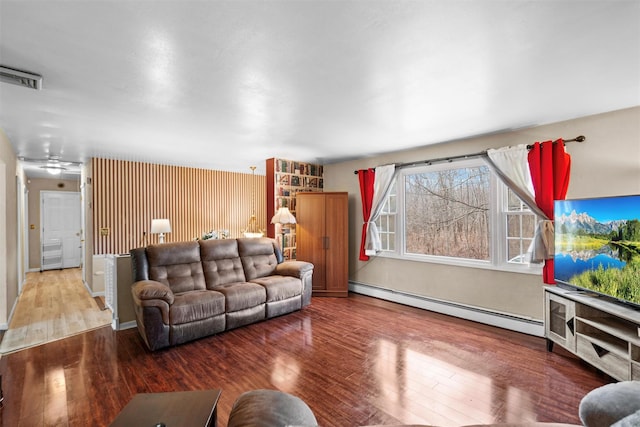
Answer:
[{"left": 109, "top": 389, "right": 222, "bottom": 427}]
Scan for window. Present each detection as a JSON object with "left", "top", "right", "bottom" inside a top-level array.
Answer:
[
  {"left": 374, "top": 185, "right": 397, "bottom": 252},
  {"left": 375, "top": 158, "right": 540, "bottom": 273},
  {"left": 404, "top": 163, "right": 490, "bottom": 260},
  {"left": 504, "top": 186, "right": 536, "bottom": 264}
]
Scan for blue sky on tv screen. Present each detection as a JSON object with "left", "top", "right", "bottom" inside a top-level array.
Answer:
[{"left": 555, "top": 195, "right": 640, "bottom": 223}]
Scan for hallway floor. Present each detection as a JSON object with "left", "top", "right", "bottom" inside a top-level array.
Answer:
[{"left": 0, "top": 268, "right": 112, "bottom": 355}]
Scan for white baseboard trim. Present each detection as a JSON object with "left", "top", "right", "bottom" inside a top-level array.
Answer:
[
  {"left": 82, "top": 280, "right": 105, "bottom": 298},
  {"left": 112, "top": 319, "right": 137, "bottom": 331},
  {"left": 349, "top": 282, "right": 544, "bottom": 337},
  {"left": 1, "top": 293, "right": 21, "bottom": 330}
]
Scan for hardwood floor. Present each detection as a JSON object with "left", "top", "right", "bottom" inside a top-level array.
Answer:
[
  {"left": 0, "top": 269, "right": 112, "bottom": 355},
  {"left": 0, "top": 293, "right": 611, "bottom": 427}
]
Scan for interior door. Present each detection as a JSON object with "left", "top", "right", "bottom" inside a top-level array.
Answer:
[{"left": 41, "top": 191, "right": 82, "bottom": 270}]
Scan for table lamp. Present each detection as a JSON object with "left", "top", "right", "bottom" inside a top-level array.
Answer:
[{"left": 151, "top": 219, "right": 171, "bottom": 244}]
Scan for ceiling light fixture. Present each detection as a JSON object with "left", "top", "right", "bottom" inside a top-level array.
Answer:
[
  {"left": 0, "top": 65, "right": 42, "bottom": 90},
  {"left": 40, "top": 165, "right": 66, "bottom": 175},
  {"left": 20, "top": 155, "right": 82, "bottom": 177}
]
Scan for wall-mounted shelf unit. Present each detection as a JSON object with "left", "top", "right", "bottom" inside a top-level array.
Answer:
[{"left": 266, "top": 158, "right": 323, "bottom": 260}]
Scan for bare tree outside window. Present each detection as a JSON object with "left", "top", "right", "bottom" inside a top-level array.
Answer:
[
  {"left": 404, "top": 166, "right": 490, "bottom": 260},
  {"left": 372, "top": 159, "right": 539, "bottom": 272}
]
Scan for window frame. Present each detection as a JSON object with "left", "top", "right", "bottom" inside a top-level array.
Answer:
[
  {"left": 373, "top": 158, "right": 542, "bottom": 275},
  {"left": 373, "top": 185, "right": 397, "bottom": 252}
]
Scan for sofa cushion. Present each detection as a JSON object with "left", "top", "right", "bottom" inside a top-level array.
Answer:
[
  {"left": 579, "top": 381, "right": 640, "bottom": 427},
  {"left": 147, "top": 241, "right": 206, "bottom": 293},
  {"left": 200, "top": 239, "right": 247, "bottom": 286},
  {"left": 228, "top": 389, "right": 317, "bottom": 427},
  {"left": 238, "top": 237, "right": 279, "bottom": 280},
  {"left": 170, "top": 290, "right": 225, "bottom": 325},
  {"left": 613, "top": 409, "right": 640, "bottom": 427},
  {"left": 215, "top": 282, "right": 266, "bottom": 312},
  {"left": 251, "top": 275, "right": 302, "bottom": 302}
]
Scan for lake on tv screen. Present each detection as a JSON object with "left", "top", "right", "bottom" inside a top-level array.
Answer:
[{"left": 554, "top": 252, "right": 626, "bottom": 282}]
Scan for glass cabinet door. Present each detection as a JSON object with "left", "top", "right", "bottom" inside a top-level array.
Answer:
[{"left": 545, "top": 291, "right": 576, "bottom": 352}]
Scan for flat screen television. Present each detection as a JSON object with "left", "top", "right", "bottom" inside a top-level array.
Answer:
[{"left": 554, "top": 194, "right": 640, "bottom": 309}]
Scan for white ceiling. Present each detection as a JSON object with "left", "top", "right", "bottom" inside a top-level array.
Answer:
[{"left": 1, "top": 0, "right": 638, "bottom": 179}]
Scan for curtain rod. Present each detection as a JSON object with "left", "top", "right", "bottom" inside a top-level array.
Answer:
[{"left": 353, "top": 135, "right": 585, "bottom": 174}]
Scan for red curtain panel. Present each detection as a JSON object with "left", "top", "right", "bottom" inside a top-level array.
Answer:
[
  {"left": 358, "top": 169, "right": 375, "bottom": 261},
  {"left": 528, "top": 140, "right": 571, "bottom": 283}
]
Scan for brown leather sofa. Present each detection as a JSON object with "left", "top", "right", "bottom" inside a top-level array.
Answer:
[{"left": 129, "top": 237, "right": 313, "bottom": 351}]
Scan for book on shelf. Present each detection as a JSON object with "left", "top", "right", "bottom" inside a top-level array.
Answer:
[
  {"left": 278, "top": 174, "right": 290, "bottom": 185},
  {"left": 276, "top": 159, "right": 292, "bottom": 173},
  {"left": 278, "top": 187, "right": 291, "bottom": 196},
  {"left": 276, "top": 197, "right": 290, "bottom": 209},
  {"left": 283, "top": 233, "right": 296, "bottom": 249},
  {"left": 304, "top": 177, "right": 318, "bottom": 188}
]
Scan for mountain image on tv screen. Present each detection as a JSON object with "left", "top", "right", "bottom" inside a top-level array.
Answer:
[{"left": 554, "top": 194, "right": 640, "bottom": 307}]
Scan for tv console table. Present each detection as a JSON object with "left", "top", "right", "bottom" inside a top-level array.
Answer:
[{"left": 544, "top": 285, "right": 640, "bottom": 381}]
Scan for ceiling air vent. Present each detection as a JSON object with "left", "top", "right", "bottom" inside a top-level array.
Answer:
[{"left": 0, "top": 65, "right": 42, "bottom": 90}]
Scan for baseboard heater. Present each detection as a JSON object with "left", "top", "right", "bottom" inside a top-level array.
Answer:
[{"left": 349, "top": 281, "right": 544, "bottom": 337}]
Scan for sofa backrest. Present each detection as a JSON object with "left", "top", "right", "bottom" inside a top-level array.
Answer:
[
  {"left": 146, "top": 241, "right": 206, "bottom": 293},
  {"left": 237, "top": 237, "right": 279, "bottom": 281},
  {"left": 200, "top": 239, "right": 247, "bottom": 287}
]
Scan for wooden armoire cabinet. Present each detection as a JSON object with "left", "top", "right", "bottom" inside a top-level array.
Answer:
[{"left": 295, "top": 192, "right": 349, "bottom": 297}]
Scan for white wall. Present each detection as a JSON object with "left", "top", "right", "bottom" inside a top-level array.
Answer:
[
  {"left": 324, "top": 106, "right": 640, "bottom": 322},
  {"left": 0, "top": 129, "right": 19, "bottom": 328}
]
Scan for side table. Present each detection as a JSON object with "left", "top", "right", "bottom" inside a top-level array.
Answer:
[{"left": 110, "top": 389, "right": 222, "bottom": 427}]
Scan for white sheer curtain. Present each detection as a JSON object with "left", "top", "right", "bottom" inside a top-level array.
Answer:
[
  {"left": 486, "top": 145, "right": 551, "bottom": 263},
  {"left": 364, "top": 164, "right": 396, "bottom": 256}
]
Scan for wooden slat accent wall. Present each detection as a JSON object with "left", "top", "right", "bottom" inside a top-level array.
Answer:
[{"left": 92, "top": 158, "right": 266, "bottom": 254}]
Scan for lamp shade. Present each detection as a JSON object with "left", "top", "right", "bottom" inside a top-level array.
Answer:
[
  {"left": 271, "top": 207, "right": 296, "bottom": 225},
  {"left": 151, "top": 219, "right": 172, "bottom": 234}
]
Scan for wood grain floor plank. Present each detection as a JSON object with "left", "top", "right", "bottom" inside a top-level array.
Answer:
[
  {"left": 0, "top": 269, "right": 112, "bottom": 354},
  {"left": 0, "top": 270, "right": 613, "bottom": 426}
]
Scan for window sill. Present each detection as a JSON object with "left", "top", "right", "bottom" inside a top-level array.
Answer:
[{"left": 372, "top": 251, "right": 543, "bottom": 276}]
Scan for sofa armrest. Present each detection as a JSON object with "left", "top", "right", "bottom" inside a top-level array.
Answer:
[
  {"left": 275, "top": 261, "right": 314, "bottom": 307},
  {"left": 274, "top": 260, "right": 313, "bottom": 278},
  {"left": 132, "top": 280, "right": 175, "bottom": 305},
  {"left": 131, "top": 280, "right": 173, "bottom": 350}
]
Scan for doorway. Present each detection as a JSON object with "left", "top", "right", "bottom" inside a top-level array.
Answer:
[{"left": 40, "top": 191, "right": 82, "bottom": 270}]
